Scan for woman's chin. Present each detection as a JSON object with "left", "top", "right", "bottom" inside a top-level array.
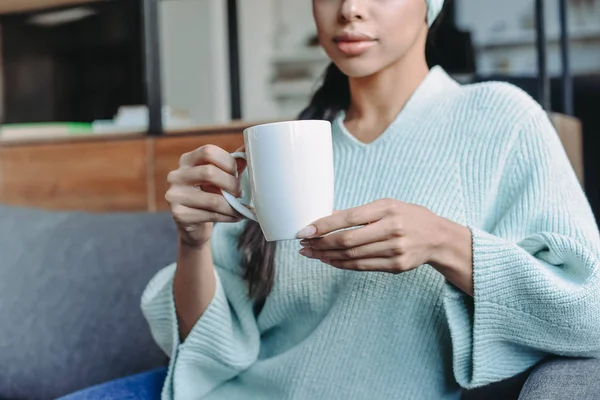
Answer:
[{"left": 334, "top": 60, "right": 385, "bottom": 79}]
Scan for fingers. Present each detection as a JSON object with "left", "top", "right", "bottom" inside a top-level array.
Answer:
[
  {"left": 166, "top": 186, "right": 240, "bottom": 218},
  {"left": 298, "top": 199, "right": 394, "bottom": 239},
  {"left": 324, "top": 258, "right": 398, "bottom": 272},
  {"left": 300, "top": 222, "right": 390, "bottom": 250},
  {"left": 299, "top": 238, "right": 403, "bottom": 261},
  {"left": 171, "top": 204, "right": 240, "bottom": 226},
  {"left": 168, "top": 164, "right": 241, "bottom": 196},
  {"left": 179, "top": 145, "right": 238, "bottom": 175}
]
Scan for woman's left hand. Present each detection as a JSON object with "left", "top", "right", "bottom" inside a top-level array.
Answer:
[
  {"left": 297, "top": 198, "right": 443, "bottom": 273},
  {"left": 297, "top": 198, "right": 474, "bottom": 294}
]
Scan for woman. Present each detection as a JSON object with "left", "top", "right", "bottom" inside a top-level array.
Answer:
[{"left": 63, "top": 0, "right": 600, "bottom": 399}]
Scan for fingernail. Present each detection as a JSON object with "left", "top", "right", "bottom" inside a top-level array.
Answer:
[
  {"left": 300, "top": 240, "right": 310, "bottom": 247},
  {"left": 297, "top": 225, "right": 317, "bottom": 239},
  {"left": 299, "top": 248, "right": 313, "bottom": 257}
]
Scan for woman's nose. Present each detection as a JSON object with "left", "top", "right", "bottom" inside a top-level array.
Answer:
[{"left": 340, "top": 0, "right": 368, "bottom": 23}]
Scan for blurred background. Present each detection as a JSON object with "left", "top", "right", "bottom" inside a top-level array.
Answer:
[
  {"left": 0, "top": 3, "right": 599, "bottom": 399},
  {"left": 0, "top": 0, "right": 598, "bottom": 216}
]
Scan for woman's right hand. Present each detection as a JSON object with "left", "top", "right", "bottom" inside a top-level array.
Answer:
[{"left": 166, "top": 144, "right": 246, "bottom": 248}]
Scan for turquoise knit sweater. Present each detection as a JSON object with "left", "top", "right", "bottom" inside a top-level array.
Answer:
[{"left": 141, "top": 67, "right": 600, "bottom": 400}]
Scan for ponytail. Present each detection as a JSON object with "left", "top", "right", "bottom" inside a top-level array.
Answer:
[
  {"left": 237, "top": 63, "right": 350, "bottom": 306},
  {"left": 299, "top": 63, "right": 350, "bottom": 121}
]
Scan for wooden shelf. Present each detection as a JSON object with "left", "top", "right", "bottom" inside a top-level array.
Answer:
[
  {"left": 0, "top": 128, "right": 247, "bottom": 212},
  {"left": 0, "top": 0, "right": 103, "bottom": 15}
]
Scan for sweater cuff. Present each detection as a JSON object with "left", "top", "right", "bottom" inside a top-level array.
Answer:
[
  {"left": 443, "top": 228, "right": 545, "bottom": 389},
  {"left": 140, "top": 264, "right": 181, "bottom": 400},
  {"left": 179, "top": 270, "right": 238, "bottom": 360},
  {"left": 142, "top": 266, "right": 248, "bottom": 399},
  {"left": 141, "top": 263, "right": 181, "bottom": 357},
  {"left": 470, "top": 227, "right": 529, "bottom": 301},
  {"left": 171, "top": 271, "right": 246, "bottom": 398}
]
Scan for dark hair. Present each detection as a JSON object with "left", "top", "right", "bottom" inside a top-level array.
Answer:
[{"left": 237, "top": 7, "right": 447, "bottom": 306}]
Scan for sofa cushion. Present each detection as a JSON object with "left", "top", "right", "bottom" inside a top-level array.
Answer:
[
  {"left": 0, "top": 205, "right": 177, "bottom": 400},
  {"left": 518, "top": 357, "right": 600, "bottom": 400}
]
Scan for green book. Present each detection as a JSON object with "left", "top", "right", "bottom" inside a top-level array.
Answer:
[{"left": 0, "top": 122, "right": 93, "bottom": 141}]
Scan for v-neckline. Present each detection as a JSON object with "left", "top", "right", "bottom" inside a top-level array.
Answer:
[
  {"left": 333, "top": 66, "right": 458, "bottom": 148},
  {"left": 335, "top": 110, "right": 393, "bottom": 148}
]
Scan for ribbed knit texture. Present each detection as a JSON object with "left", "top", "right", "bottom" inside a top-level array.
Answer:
[{"left": 141, "top": 67, "right": 600, "bottom": 400}]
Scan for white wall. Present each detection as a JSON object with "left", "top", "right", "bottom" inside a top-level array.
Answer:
[
  {"left": 159, "top": 0, "right": 230, "bottom": 125},
  {"left": 238, "top": 0, "right": 324, "bottom": 120},
  {"left": 237, "top": 0, "right": 318, "bottom": 121},
  {"left": 238, "top": 0, "right": 278, "bottom": 121},
  {"left": 273, "top": 0, "right": 315, "bottom": 50},
  {"left": 159, "top": 0, "right": 313, "bottom": 123}
]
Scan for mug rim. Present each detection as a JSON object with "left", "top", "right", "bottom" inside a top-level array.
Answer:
[{"left": 243, "top": 119, "right": 331, "bottom": 134}]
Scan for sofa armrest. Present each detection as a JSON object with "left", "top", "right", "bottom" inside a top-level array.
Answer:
[{"left": 518, "top": 358, "right": 600, "bottom": 400}]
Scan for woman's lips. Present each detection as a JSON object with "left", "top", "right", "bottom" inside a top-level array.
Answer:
[
  {"left": 333, "top": 32, "right": 377, "bottom": 56},
  {"left": 335, "top": 40, "right": 376, "bottom": 56}
]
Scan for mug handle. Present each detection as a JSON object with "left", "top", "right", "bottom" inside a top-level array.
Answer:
[{"left": 221, "top": 152, "right": 258, "bottom": 221}]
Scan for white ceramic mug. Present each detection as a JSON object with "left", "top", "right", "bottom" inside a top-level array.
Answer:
[{"left": 222, "top": 120, "right": 335, "bottom": 241}]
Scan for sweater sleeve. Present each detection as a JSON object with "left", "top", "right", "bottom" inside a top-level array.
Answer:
[
  {"left": 444, "top": 109, "right": 600, "bottom": 389},
  {"left": 140, "top": 222, "right": 259, "bottom": 400}
]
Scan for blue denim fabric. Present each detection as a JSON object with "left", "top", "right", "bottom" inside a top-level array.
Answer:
[{"left": 58, "top": 368, "right": 167, "bottom": 400}]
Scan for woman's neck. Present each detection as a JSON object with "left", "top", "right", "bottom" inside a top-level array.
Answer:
[{"left": 345, "top": 51, "right": 429, "bottom": 143}]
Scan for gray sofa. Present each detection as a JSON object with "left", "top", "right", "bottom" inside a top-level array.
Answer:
[{"left": 0, "top": 205, "right": 598, "bottom": 400}]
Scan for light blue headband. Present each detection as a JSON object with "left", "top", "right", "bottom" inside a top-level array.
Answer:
[{"left": 427, "top": 0, "right": 445, "bottom": 26}]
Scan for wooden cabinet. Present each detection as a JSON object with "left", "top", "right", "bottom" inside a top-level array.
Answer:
[
  {"left": 0, "top": 128, "right": 245, "bottom": 212},
  {"left": 0, "top": 138, "right": 149, "bottom": 211}
]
